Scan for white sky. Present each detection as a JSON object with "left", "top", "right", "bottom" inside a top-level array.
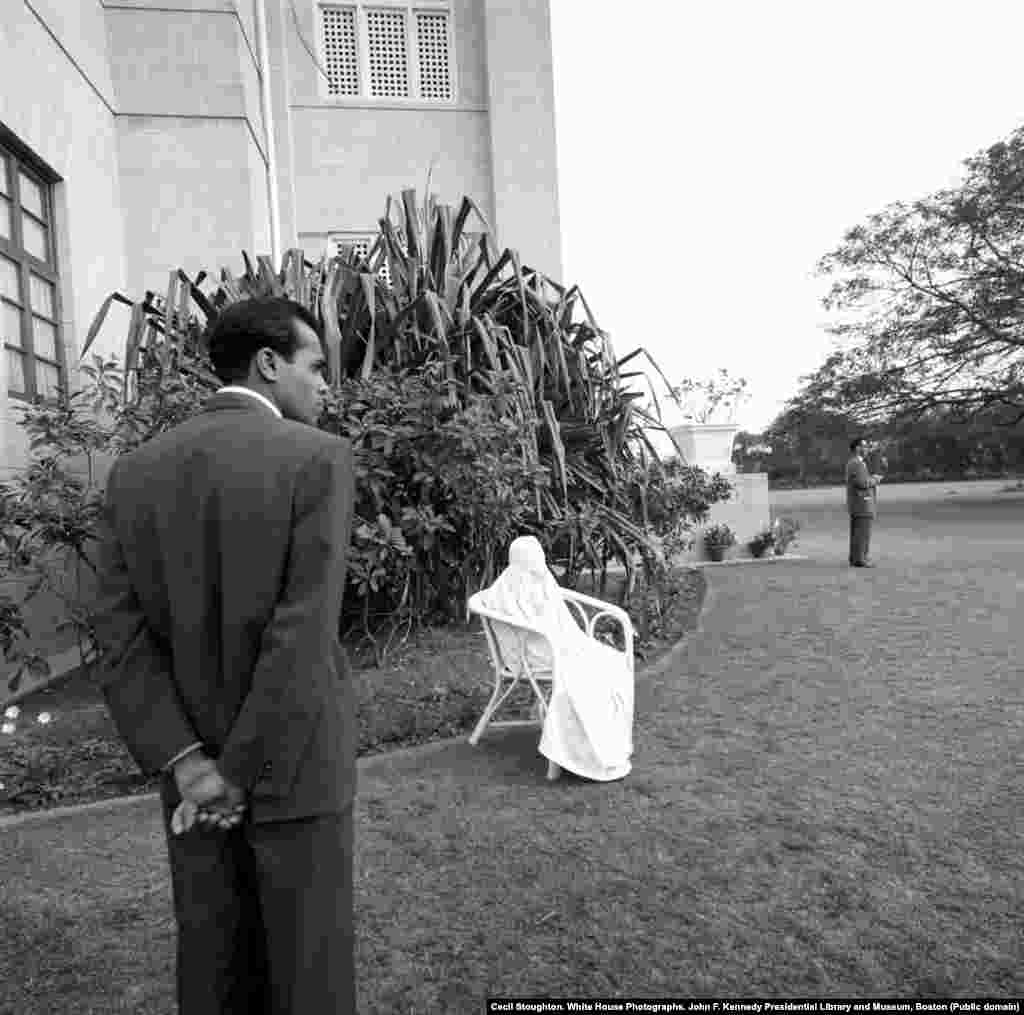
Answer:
[{"left": 549, "top": 0, "right": 1024, "bottom": 434}]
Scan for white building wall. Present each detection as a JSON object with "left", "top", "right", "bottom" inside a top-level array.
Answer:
[
  {"left": 0, "top": 1, "right": 129, "bottom": 662},
  {"left": 292, "top": 108, "right": 494, "bottom": 238},
  {"left": 0, "top": 1, "right": 128, "bottom": 480},
  {"left": 104, "top": 4, "right": 270, "bottom": 297},
  {"left": 285, "top": 0, "right": 496, "bottom": 252},
  {"left": 483, "top": 0, "right": 563, "bottom": 283},
  {"left": 0, "top": 0, "right": 565, "bottom": 666}
]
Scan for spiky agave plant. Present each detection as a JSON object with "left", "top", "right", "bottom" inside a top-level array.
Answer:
[{"left": 81, "top": 185, "right": 710, "bottom": 594}]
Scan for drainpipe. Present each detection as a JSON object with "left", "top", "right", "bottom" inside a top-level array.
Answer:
[{"left": 253, "top": 0, "right": 282, "bottom": 266}]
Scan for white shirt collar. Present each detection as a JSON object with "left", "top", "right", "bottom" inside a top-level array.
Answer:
[{"left": 216, "top": 386, "right": 283, "bottom": 420}]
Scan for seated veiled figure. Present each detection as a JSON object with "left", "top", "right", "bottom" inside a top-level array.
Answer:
[{"left": 476, "top": 536, "right": 634, "bottom": 782}]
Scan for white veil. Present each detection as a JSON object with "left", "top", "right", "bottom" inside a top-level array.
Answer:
[
  {"left": 477, "top": 536, "right": 633, "bottom": 781},
  {"left": 476, "top": 536, "right": 581, "bottom": 645}
]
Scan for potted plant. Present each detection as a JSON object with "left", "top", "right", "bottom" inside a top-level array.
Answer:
[
  {"left": 747, "top": 526, "right": 776, "bottom": 558},
  {"left": 664, "top": 369, "right": 750, "bottom": 475},
  {"left": 772, "top": 517, "right": 800, "bottom": 556},
  {"left": 703, "top": 522, "right": 736, "bottom": 562}
]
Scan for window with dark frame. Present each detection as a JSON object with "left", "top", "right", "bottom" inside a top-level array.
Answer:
[{"left": 0, "top": 142, "right": 64, "bottom": 406}]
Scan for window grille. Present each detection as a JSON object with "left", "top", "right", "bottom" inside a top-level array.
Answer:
[
  {"left": 319, "top": 4, "right": 453, "bottom": 102},
  {"left": 366, "top": 8, "right": 410, "bottom": 98},
  {"left": 322, "top": 6, "right": 360, "bottom": 96},
  {"left": 415, "top": 11, "right": 452, "bottom": 100}
]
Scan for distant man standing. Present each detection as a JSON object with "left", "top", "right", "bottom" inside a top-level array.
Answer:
[{"left": 846, "top": 437, "right": 882, "bottom": 567}]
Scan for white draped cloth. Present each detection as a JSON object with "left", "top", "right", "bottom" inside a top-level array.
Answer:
[{"left": 477, "top": 536, "right": 634, "bottom": 782}]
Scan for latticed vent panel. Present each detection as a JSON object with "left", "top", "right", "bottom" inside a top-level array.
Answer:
[
  {"left": 321, "top": 6, "right": 360, "bottom": 96},
  {"left": 416, "top": 11, "right": 452, "bottom": 100},
  {"left": 329, "top": 235, "right": 392, "bottom": 287},
  {"left": 333, "top": 236, "right": 371, "bottom": 262},
  {"left": 366, "top": 8, "right": 410, "bottom": 98}
]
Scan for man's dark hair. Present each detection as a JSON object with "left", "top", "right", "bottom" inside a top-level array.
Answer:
[
  {"left": 205, "top": 297, "right": 323, "bottom": 385},
  {"left": 850, "top": 437, "right": 865, "bottom": 453}
]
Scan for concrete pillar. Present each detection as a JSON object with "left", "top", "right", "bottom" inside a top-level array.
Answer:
[
  {"left": 267, "top": 0, "right": 299, "bottom": 255},
  {"left": 482, "top": 0, "right": 564, "bottom": 283}
]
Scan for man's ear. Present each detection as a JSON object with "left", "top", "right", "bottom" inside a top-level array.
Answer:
[{"left": 253, "top": 348, "right": 278, "bottom": 384}]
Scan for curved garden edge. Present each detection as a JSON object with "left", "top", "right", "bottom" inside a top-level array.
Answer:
[{"left": 0, "top": 567, "right": 709, "bottom": 822}]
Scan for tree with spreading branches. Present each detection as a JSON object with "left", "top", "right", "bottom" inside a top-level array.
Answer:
[{"left": 795, "top": 124, "right": 1024, "bottom": 427}]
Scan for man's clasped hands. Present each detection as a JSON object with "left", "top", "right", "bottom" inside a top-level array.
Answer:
[{"left": 171, "top": 750, "right": 247, "bottom": 836}]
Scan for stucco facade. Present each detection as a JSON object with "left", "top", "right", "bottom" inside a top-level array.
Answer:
[
  {"left": 0, "top": 0, "right": 563, "bottom": 661},
  {"left": 1, "top": 0, "right": 563, "bottom": 478}
]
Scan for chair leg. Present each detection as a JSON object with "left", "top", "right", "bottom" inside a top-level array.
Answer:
[
  {"left": 469, "top": 682, "right": 506, "bottom": 745},
  {"left": 531, "top": 682, "right": 551, "bottom": 724},
  {"left": 468, "top": 709, "right": 491, "bottom": 746},
  {"left": 547, "top": 760, "right": 561, "bottom": 781}
]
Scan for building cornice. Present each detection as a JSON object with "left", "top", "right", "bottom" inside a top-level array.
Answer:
[
  {"left": 24, "top": 3, "right": 264, "bottom": 121},
  {"left": 24, "top": 0, "right": 117, "bottom": 115},
  {"left": 114, "top": 112, "right": 268, "bottom": 165}
]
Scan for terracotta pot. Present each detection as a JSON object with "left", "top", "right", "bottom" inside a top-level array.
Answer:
[{"left": 707, "top": 546, "right": 727, "bottom": 562}]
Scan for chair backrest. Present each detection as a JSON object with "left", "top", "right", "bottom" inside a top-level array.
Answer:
[{"left": 466, "top": 592, "right": 553, "bottom": 678}]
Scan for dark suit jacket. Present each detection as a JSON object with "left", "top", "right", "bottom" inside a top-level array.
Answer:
[
  {"left": 90, "top": 391, "right": 356, "bottom": 824},
  {"left": 845, "top": 454, "right": 877, "bottom": 518}
]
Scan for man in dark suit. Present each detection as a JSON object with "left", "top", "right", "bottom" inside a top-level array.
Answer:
[
  {"left": 89, "top": 297, "right": 357, "bottom": 1014},
  {"left": 845, "top": 436, "right": 882, "bottom": 567}
]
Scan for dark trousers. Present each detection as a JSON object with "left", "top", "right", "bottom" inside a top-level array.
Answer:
[
  {"left": 160, "top": 782, "right": 355, "bottom": 1015},
  {"left": 848, "top": 514, "right": 873, "bottom": 565}
]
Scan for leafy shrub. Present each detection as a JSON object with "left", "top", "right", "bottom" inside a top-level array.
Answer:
[
  {"left": 327, "top": 365, "right": 550, "bottom": 658},
  {"left": 0, "top": 186, "right": 732, "bottom": 700}
]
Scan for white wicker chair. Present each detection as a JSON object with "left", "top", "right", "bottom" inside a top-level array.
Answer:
[{"left": 466, "top": 587, "right": 635, "bottom": 779}]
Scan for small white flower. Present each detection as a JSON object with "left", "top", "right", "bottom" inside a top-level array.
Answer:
[
  {"left": 37, "top": 712, "right": 53, "bottom": 725},
  {"left": 3, "top": 706, "right": 20, "bottom": 720},
  {"left": 1, "top": 722, "right": 15, "bottom": 735}
]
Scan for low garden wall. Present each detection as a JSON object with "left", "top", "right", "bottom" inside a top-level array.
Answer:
[{"left": 676, "top": 472, "right": 772, "bottom": 562}]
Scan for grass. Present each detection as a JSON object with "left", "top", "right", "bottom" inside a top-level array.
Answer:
[
  {"left": 0, "top": 571, "right": 706, "bottom": 1014},
  {"left": 2, "top": 495, "right": 1022, "bottom": 1010},
  {"left": 0, "top": 569, "right": 703, "bottom": 817}
]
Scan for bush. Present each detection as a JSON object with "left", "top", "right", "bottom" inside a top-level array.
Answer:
[
  {"left": 0, "top": 186, "right": 733, "bottom": 701},
  {"left": 327, "top": 366, "right": 550, "bottom": 654}
]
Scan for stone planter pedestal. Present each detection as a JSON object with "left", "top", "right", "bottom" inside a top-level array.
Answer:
[
  {"left": 670, "top": 423, "right": 740, "bottom": 479},
  {"left": 666, "top": 424, "right": 770, "bottom": 564}
]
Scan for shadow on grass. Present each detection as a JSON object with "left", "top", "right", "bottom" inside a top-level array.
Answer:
[
  {"left": 2, "top": 560, "right": 1021, "bottom": 1010},
  {"left": 0, "top": 569, "right": 703, "bottom": 817}
]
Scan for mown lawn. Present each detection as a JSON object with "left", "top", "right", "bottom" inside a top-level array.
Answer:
[
  {"left": 2, "top": 530, "right": 1022, "bottom": 1010},
  {"left": 1, "top": 570, "right": 700, "bottom": 818}
]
